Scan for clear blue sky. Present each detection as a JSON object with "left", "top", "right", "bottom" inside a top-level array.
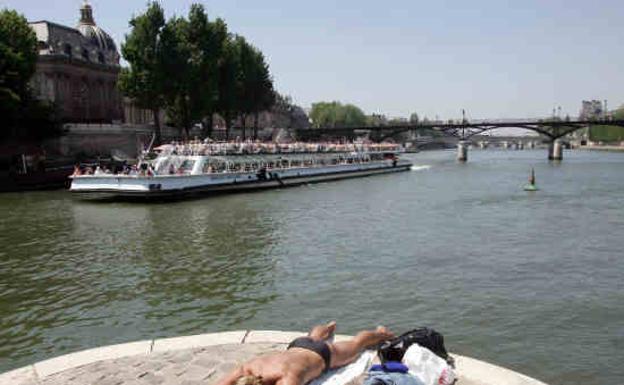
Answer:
[{"left": 6, "top": 0, "right": 624, "bottom": 120}]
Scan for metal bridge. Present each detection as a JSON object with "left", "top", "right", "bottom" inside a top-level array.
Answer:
[{"left": 294, "top": 119, "right": 624, "bottom": 161}]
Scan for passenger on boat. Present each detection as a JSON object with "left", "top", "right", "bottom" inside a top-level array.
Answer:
[{"left": 215, "top": 323, "right": 393, "bottom": 385}]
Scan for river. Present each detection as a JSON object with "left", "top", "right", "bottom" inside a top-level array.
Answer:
[{"left": 0, "top": 149, "right": 622, "bottom": 385}]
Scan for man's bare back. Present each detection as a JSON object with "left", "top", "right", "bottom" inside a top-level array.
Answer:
[{"left": 215, "top": 323, "right": 394, "bottom": 385}]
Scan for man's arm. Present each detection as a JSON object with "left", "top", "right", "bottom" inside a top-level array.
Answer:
[{"left": 214, "top": 365, "right": 245, "bottom": 385}]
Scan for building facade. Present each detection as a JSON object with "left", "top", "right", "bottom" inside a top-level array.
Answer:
[
  {"left": 579, "top": 100, "right": 604, "bottom": 120},
  {"left": 29, "top": 2, "right": 123, "bottom": 123}
]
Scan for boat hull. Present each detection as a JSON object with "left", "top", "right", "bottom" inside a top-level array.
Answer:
[{"left": 71, "top": 161, "right": 412, "bottom": 200}]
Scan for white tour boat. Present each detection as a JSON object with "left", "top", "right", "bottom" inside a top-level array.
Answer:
[{"left": 69, "top": 142, "right": 413, "bottom": 200}]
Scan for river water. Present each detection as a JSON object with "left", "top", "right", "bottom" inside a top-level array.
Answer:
[{"left": 0, "top": 149, "right": 622, "bottom": 384}]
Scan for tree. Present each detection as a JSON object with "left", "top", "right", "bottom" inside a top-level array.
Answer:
[
  {"left": 175, "top": 5, "right": 226, "bottom": 138},
  {"left": 309, "top": 101, "right": 366, "bottom": 128},
  {"left": 589, "top": 105, "right": 624, "bottom": 142},
  {"left": 251, "top": 52, "right": 275, "bottom": 139},
  {"left": 118, "top": 2, "right": 169, "bottom": 145},
  {"left": 236, "top": 36, "right": 256, "bottom": 140},
  {"left": 194, "top": 12, "right": 227, "bottom": 139},
  {"left": 160, "top": 16, "right": 191, "bottom": 137},
  {"left": 409, "top": 112, "right": 419, "bottom": 125},
  {"left": 217, "top": 36, "right": 241, "bottom": 140},
  {"left": 236, "top": 38, "right": 274, "bottom": 139},
  {"left": 0, "top": 9, "right": 38, "bottom": 137}
]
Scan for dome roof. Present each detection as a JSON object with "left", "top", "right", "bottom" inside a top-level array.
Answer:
[
  {"left": 77, "top": 2, "right": 116, "bottom": 52},
  {"left": 78, "top": 24, "right": 116, "bottom": 52}
]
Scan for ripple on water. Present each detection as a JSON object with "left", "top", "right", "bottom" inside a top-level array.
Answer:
[{"left": 0, "top": 151, "right": 623, "bottom": 385}]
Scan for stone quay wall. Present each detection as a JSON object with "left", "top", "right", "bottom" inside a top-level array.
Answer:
[{"left": 0, "top": 330, "right": 549, "bottom": 385}]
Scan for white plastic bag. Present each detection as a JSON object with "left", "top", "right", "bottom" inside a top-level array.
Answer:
[{"left": 402, "top": 344, "right": 456, "bottom": 385}]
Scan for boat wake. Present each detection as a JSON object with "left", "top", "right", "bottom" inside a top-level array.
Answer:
[{"left": 410, "top": 165, "right": 431, "bottom": 171}]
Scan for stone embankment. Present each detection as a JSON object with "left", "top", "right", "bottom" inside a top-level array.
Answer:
[{"left": 0, "top": 330, "right": 548, "bottom": 385}]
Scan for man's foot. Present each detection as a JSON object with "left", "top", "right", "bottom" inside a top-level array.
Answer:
[
  {"left": 309, "top": 321, "right": 337, "bottom": 341},
  {"left": 372, "top": 326, "right": 394, "bottom": 344}
]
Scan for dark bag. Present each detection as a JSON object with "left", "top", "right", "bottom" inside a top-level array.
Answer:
[{"left": 378, "top": 327, "right": 452, "bottom": 366}]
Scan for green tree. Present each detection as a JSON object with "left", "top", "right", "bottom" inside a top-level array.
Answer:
[
  {"left": 193, "top": 11, "right": 227, "bottom": 139},
  {"left": 160, "top": 16, "right": 193, "bottom": 137},
  {"left": 309, "top": 101, "right": 366, "bottom": 128},
  {"left": 236, "top": 37, "right": 274, "bottom": 139},
  {"left": 409, "top": 112, "right": 419, "bottom": 125},
  {"left": 589, "top": 105, "right": 624, "bottom": 142},
  {"left": 118, "top": 2, "right": 169, "bottom": 145},
  {"left": 251, "top": 52, "right": 275, "bottom": 139},
  {"left": 217, "top": 36, "right": 241, "bottom": 140},
  {"left": 236, "top": 36, "right": 256, "bottom": 140},
  {"left": 0, "top": 9, "right": 38, "bottom": 137}
]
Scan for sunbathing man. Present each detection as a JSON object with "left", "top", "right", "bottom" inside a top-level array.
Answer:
[{"left": 214, "top": 322, "right": 394, "bottom": 385}]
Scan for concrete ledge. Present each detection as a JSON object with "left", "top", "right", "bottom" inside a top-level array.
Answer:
[
  {"left": 244, "top": 330, "right": 303, "bottom": 344},
  {"left": 33, "top": 340, "right": 152, "bottom": 377},
  {"left": 0, "top": 366, "right": 38, "bottom": 385},
  {"left": 153, "top": 331, "right": 247, "bottom": 352},
  {"left": 1, "top": 330, "right": 549, "bottom": 385},
  {"left": 454, "top": 354, "right": 548, "bottom": 385}
]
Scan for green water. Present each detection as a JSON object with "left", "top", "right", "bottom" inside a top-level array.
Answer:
[{"left": 1, "top": 150, "right": 622, "bottom": 385}]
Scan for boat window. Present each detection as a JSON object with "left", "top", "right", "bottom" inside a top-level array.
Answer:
[{"left": 179, "top": 159, "right": 195, "bottom": 173}]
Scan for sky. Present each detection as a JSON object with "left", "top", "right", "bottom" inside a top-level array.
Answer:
[{"left": 5, "top": 0, "right": 624, "bottom": 120}]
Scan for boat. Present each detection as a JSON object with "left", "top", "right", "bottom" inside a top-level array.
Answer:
[
  {"left": 69, "top": 141, "right": 413, "bottom": 200},
  {"left": 0, "top": 146, "right": 74, "bottom": 192}
]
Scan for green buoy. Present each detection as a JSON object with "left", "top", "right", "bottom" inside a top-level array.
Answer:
[{"left": 524, "top": 167, "right": 539, "bottom": 191}]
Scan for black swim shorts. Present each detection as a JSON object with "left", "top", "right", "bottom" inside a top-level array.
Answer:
[{"left": 287, "top": 337, "right": 331, "bottom": 370}]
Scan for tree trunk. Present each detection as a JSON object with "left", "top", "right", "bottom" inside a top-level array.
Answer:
[
  {"left": 253, "top": 112, "right": 259, "bottom": 140},
  {"left": 152, "top": 108, "right": 162, "bottom": 146},
  {"left": 204, "top": 114, "right": 213, "bottom": 139},
  {"left": 225, "top": 112, "right": 230, "bottom": 141},
  {"left": 241, "top": 113, "right": 247, "bottom": 141}
]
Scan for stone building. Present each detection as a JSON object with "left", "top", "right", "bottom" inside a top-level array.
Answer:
[
  {"left": 29, "top": 2, "right": 123, "bottom": 123},
  {"left": 579, "top": 100, "right": 604, "bottom": 120}
]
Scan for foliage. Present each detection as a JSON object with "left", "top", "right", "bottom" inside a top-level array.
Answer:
[
  {"left": 0, "top": 9, "right": 58, "bottom": 140},
  {"left": 236, "top": 36, "right": 274, "bottom": 138},
  {"left": 366, "top": 114, "right": 387, "bottom": 126},
  {"left": 309, "top": 101, "right": 367, "bottom": 128},
  {"left": 120, "top": 3, "right": 275, "bottom": 141},
  {"left": 589, "top": 105, "right": 624, "bottom": 142},
  {"left": 409, "top": 112, "right": 419, "bottom": 125},
  {"left": 164, "top": 5, "right": 227, "bottom": 137},
  {"left": 216, "top": 36, "right": 241, "bottom": 139},
  {"left": 118, "top": 1, "right": 168, "bottom": 144}
]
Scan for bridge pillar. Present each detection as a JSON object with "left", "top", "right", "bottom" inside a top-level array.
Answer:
[
  {"left": 457, "top": 140, "right": 468, "bottom": 162},
  {"left": 548, "top": 139, "right": 563, "bottom": 161}
]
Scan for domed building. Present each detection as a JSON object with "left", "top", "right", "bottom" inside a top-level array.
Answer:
[{"left": 29, "top": 2, "right": 123, "bottom": 123}]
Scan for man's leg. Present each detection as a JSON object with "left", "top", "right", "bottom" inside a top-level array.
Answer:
[
  {"left": 308, "top": 321, "right": 337, "bottom": 341},
  {"left": 328, "top": 326, "right": 393, "bottom": 369}
]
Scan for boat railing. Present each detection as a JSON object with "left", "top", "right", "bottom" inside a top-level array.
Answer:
[{"left": 155, "top": 142, "right": 402, "bottom": 157}]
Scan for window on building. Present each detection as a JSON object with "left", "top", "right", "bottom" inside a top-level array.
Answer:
[
  {"left": 97, "top": 52, "right": 105, "bottom": 64},
  {"left": 82, "top": 49, "right": 90, "bottom": 61}
]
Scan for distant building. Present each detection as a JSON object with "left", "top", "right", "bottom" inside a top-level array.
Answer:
[
  {"left": 28, "top": 2, "right": 123, "bottom": 123},
  {"left": 579, "top": 100, "right": 604, "bottom": 120}
]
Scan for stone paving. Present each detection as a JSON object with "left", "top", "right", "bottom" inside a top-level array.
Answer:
[
  {"left": 0, "top": 330, "right": 548, "bottom": 385},
  {"left": 40, "top": 343, "right": 282, "bottom": 385}
]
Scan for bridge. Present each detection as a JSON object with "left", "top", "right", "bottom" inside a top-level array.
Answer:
[{"left": 293, "top": 119, "right": 624, "bottom": 161}]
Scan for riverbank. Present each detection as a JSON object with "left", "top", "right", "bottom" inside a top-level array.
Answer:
[
  {"left": 0, "top": 330, "right": 548, "bottom": 385},
  {"left": 577, "top": 145, "right": 624, "bottom": 152}
]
